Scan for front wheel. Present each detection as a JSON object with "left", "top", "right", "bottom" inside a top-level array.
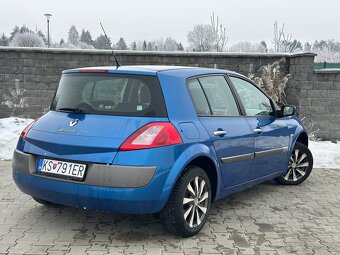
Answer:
[
  {"left": 275, "top": 142, "right": 313, "bottom": 185},
  {"left": 160, "top": 166, "right": 211, "bottom": 237}
]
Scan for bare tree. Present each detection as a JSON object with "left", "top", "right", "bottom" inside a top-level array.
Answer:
[
  {"left": 188, "top": 13, "right": 228, "bottom": 52},
  {"left": 229, "top": 41, "right": 267, "bottom": 52},
  {"left": 210, "top": 12, "right": 228, "bottom": 52},
  {"left": 163, "top": 37, "right": 179, "bottom": 51},
  {"left": 271, "top": 21, "right": 299, "bottom": 53},
  {"left": 187, "top": 24, "right": 214, "bottom": 52},
  {"left": 248, "top": 58, "right": 290, "bottom": 106}
]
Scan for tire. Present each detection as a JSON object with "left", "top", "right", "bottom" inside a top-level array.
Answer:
[
  {"left": 32, "top": 197, "right": 61, "bottom": 207},
  {"left": 275, "top": 142, "right": 313, "bottom": 185},
  {"left": 160, "top": 166, "right": 212, "bottom": 237}
]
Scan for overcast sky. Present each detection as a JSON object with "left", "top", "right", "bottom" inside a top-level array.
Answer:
[{"left": 1, "top": 0, "right": 340, "bottom": 47}]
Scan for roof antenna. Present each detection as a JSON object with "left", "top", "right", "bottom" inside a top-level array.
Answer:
[{"left": 100, "top": 22, "right": 120, "bottom": 68}]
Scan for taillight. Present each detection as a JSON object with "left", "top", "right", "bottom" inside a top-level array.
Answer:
[
  {"left": 119, "top": 122, "right": 182, "bottom": 151},
  {"left": 21, "top": 118, "right": 39, "bottom": 139}
]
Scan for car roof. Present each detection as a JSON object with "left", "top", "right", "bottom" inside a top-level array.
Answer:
[{"left": 63, "top": 65, "right": 237, "bottom": 77}]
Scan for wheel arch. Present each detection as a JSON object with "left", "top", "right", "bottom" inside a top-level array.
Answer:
[
  {"left": 184, "top": 156, "right": 219, "bottom": 202},
  {"left": 160, "top": 144, "right": 221, "bottom": 209},
  {"left": 295, "top": 131, "right": 308, "bottom": 147}
]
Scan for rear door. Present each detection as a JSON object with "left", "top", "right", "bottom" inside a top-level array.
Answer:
[
  {"left": 229, "top": 76, "right": 290, "bottom": 178},
  {"left": 187, "top": 76, "right": 255, "bottom": 188}
]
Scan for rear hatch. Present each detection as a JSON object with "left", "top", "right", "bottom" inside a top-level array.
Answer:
[{"left": 24, "top": 71, "right": 168, "bottom": 164}]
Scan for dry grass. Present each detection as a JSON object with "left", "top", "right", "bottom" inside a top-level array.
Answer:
[{"left": 248, "top": 58, "right": 290, "bottom": 106}]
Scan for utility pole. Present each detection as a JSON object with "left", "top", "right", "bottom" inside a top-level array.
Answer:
[{"left": 44, "top": 14, "right": 52, "bottom": 47}]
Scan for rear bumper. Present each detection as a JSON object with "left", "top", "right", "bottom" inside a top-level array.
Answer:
[
  {"left": 12, "top": 150, "right": 166, "bottom": 214},
  {"left": 13, "top": 171, "right": 164, "bottom": 214},
  {"left": 13, "top": 149, "right": 156, "bottom": 188}
]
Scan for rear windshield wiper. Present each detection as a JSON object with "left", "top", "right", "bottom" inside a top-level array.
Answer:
[{"left": 57, "top": 107, "right": 84, "bottom": 113}]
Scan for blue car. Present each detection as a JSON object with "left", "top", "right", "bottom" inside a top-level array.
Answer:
[{"left": 13, "top": 65, "right": 313, "bottom": 237}]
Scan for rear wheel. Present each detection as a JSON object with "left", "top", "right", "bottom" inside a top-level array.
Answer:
[
  {"left": 275, "top": 142, "right": 313, "bottom": 185},
  {"left": 160, "top": 166, "right": 211, "bottom": 237},
  {"left": 32, "top": 197, "right": 61, "bottom": 207}
]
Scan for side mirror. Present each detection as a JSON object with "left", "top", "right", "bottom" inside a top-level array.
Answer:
[{"left": 280, "top": 105, "right": 296, "bottom": 117}]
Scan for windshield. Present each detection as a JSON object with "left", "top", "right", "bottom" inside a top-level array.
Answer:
[{"left": 50, "top": 73, "right": 167, "bottom": 117}]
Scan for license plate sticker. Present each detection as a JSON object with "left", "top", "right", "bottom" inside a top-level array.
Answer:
[{"left": 37, "top": 159, "right": 87, "bottom": 179}]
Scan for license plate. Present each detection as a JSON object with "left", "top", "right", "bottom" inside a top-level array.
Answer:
[{"left": 37, "top": 158, "right": 87, "bottom": 179}]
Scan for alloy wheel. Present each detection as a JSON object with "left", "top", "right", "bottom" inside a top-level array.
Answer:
[
  {"left": 284, "top": 148, "right": 310, "bottom": 182},
  {"left": 183, "top": 176, "right": 209, "bottom": 228}
]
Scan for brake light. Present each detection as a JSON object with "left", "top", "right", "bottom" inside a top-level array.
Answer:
[
  {"left": 21, "top": 118, "right": 39, "bottom": 139},
  {"left": 119, "top": 122, "right": 182, "bottom": 151},
  {"left": 79, "top": 69, "right": 107, "bottom": 73}
]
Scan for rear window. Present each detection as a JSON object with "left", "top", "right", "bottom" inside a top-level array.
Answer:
[{"left": 50, "top": 73, "right": 167, "bottom": 117}]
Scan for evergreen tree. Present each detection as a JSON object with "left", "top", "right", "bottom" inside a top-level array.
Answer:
[
  {"left": 9, "top": 26, "right": 19, "bottom": 42},
  {"left": 18, "top": 25, "right": 32, "bottom": 34},
  {"left": 68, "top": 25, "right": 79, "bottom": 45},
  {"left": 147, "top": 42, "right": 152, "bottom": 51},
  {"left": 94, "top": 34, "right": 112, "bottom": 49},
  {"left": 288, "top": 40, "right": 303, "bottom": 52},
  {"left": 0, "top": 33, "right": 9, "bottom": 46},
  {"left": 142, "top": 40, "right": 147, "bottom": 51},
  {"left": 37, "top": 30, "right": 47, "bottom": 44},
  {"left": 260, "top": 41, "right": 268, "bottom": 53},
  {"left": 60, "top": 38, "right": 65, "bottom": 47},
  {"left": 116, "top": 37, "right": 128, "bottom": 50},
  {"left": 304, "top": 42, "right": 312, "bottom": 51},
  {"left": 131, "top": 41, "right": 137, "bottom": 50},
  {"left": 80, "top": 29, "right": 94, "bottom": 46},
  {"left": 177, "top": 42, "right": 184, "bottom": 51}
]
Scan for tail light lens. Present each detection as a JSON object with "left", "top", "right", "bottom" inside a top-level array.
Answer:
[
  {"left": 21, "top": 118, "right": 39, "bottom": 139},
  {"left": 119, "top": 122, "right": 182, "bottom": 151}
]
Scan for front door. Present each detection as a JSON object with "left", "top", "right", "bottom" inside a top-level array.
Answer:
[
  {"left": 187, "top": 76, "right": 255, "bottom": 188},
  {"left": 229, "top": 76, "right": 290, "bottom": 179}
]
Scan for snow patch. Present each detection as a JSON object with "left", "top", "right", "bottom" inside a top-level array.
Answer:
[
  {"left": 309, "top": 141, "right": 340, "bottom": 169},
  {"left": 0, "top": 117, "right": 33, "bottom": 160}
]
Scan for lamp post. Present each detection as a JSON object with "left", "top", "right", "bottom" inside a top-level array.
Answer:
[{"left": 44, "top": 14, "right": 52, "bottom": 48}]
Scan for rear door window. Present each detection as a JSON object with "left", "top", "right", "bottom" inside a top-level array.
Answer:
[
  {"left": 199, "top": 76, "right": 240, "bottom": 116},
  {"left": 187, "top": 79, "right": 212, "bottom": 116},
  {"left": 187, "top": 75, "right": 240, "bottom": 117},
  {"left": 51, "top": 73, "right": 167, "bottom": 117}
]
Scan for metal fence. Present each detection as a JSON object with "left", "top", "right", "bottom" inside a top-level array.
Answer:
[{"left": 314, "top": 62, "right": 340, "bottom": 69}]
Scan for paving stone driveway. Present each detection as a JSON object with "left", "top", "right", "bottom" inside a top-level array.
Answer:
[{"left": 0, "top": 161, "right": 339, "bottom": 255}]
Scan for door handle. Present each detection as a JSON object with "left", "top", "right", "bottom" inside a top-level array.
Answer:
[
  {"left": 213, "top": 130, "right": 227, "bottom": 137},
  {"left": 253, "top": 128, "right": 263, "bottom": 134}
]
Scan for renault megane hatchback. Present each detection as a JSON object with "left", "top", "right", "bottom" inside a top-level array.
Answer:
[{"left": 13, "top": 65, "right": 313, "bottom": 237}]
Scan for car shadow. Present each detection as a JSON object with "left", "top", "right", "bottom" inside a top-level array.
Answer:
[{"left": 25, "top": 180, "right": 284, "bottom": 241}]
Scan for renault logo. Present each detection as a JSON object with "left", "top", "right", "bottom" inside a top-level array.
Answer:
[{"left": 70, "top": 119, "right": 78, "bottom": 127}]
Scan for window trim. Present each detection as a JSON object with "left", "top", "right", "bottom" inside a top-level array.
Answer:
[
  {"left": 186, "top": 74, "right": 243, "bottom": 118},
  {"left": 227, "top": 74, "right": 280, "bottom": 118}
]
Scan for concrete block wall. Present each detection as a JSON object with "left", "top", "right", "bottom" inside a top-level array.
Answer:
[{"left": 0, "top": 47, "right": 338, "bottom": 139}]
